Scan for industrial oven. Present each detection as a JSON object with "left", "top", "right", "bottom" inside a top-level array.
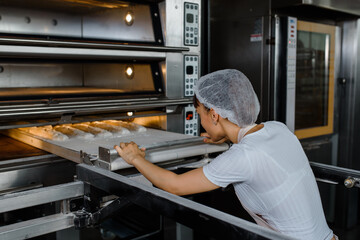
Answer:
[
  {"left": 0, "top": 1, "right": 293, "bottom": 240},
  {"left": 0, "top": 0, "right": 233, "bottom": 239},
  {"left": 1, "top": 1, "right": 360, "bottom": 240},
  {"left": 0, "top": 0, "right": 208, "bottom": 183},
  {"left": 207, "top": 0, "right": 360, "bottom": 232}
]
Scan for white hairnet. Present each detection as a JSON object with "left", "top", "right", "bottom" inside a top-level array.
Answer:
[{"left": 194, "top": 69, "right": 260, "bottom": 127}]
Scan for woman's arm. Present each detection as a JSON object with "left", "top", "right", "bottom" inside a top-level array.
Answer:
[
  {"left": 114, "top": 142, "right": 219, "bottom": 196},
  {"left": 201, "top": 132, "right": 229, "bottom": 144}
]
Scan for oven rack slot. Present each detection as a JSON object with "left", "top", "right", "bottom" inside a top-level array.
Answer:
[
  {"left": 0, "top": 98, "right": 193, "bottom": 128},
  {"left": 0, "top": 37, "right": 189, "bottom": 53},
  {"left": 0, "top": 44, "right": 173, "bottom": 60}
]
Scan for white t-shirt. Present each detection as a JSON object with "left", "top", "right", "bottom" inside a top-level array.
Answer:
[{"left": 203, "top": 121, "right": 333, "bottom": 240}]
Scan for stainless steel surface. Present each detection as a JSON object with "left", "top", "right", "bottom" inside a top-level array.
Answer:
[
  {"left": 0, "top": 98, "right": 192, "bottom": 123},
  {"left": 0, "top": 0, "right": 134, "bottom": 13},
  {"left": 165, "top": 0, "right": 201, "bottom": 51},
  {"left": 0, "top": 7, "right": 82, "bottom": 37},
  {"left": 338, "top": 19, "right": 360, "bottom": 172},
  {"left": 0, "top": 37, "right": 189, "bottom": 52},
  {"left": 0, "top": 62, "right": 158, "bottom": 91},
  {"left": 0, "top": 3, "right": 158, "bottom": 43},
  {"left": 82, "top": 4, "right": 155, "bottom": 42},
  {"left": 165, "top": 0, "right": 184, "bottom": 47},
  {"left": 0, "top": 213, "right": 75, "bottom": 240},
  {"left": 0, "top": 155, "right": 75, "bottom": 194},
  {"left": 335, "top": 19, "right": 360, "bottom": 228},
  {"left": 84, "top": 64, "right": 155, "bottom": 91},
  {"left": 166, "top": 52, "right": 185, "bottom": 98},
  {"left": 0, "top": 45, "right": 167, "bottom": 60},
  {"left": 0, "top": 63, "right": 82, "bottom": 88},
  {"left": 0, "top": 182, "right": 84, "bottom": 213}
]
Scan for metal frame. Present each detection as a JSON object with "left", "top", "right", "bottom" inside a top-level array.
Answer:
[
  {"left": 311, "top": 161, "right": 360, "bottom": 188},
  {"left": 0, "top": 213, "right": 75, "bottom": 240},
  {"left": 0, "top": 98, "right": 192, "bottom": 122},
  {"left": 0, "top": 182, "right": 84, "bottom": 240},
  {"left": 0, "top": 37, "right": 188, "bottom": 52},
  {"left": 0, "top": 161, "right": 359, "bottom": 240},
  {"left": 0, "top": 181, "right": 84, "bottom": 213},
  {"left": 76, "top": 164, "right": 293, "bottom": 240}
]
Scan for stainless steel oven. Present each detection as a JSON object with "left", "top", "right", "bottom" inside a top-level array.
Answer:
[{"left": 0, "top": 1, "right": 234, "bottom": 239}]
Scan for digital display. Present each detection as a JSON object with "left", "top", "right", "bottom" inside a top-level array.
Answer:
[
  {"left": 186, "top": 66, "right": 194, "bottom": 75},
  {"left": 186, "top": 13, "right": 194, "bottom": 23},
  {"left": 186, "top": 111, "right": 193, "bottom": 120}
]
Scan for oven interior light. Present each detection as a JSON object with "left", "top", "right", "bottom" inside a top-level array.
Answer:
[
  {"left": 127, "top": 112, "right": 134, "bottom": 117},
  {"left": 125, "top": 12, "right": 134, "bottom": 26},
  {"left": 125, "top": 65, "right": 134, "bottom": 79}
]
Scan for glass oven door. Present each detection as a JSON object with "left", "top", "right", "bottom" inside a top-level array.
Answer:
[{"left": 294, "top": 20, "right": 335, "bottom": 139}]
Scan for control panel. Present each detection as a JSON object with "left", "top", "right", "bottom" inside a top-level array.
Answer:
[
  {"left": 184, "top": 105, "right": 198, "bottom": 136},
  {"left": 184, "top": 2, "right": 199, "bottom": 46},
  {"left": 184, "top": 55, "right": 199, "bottom": 97}
]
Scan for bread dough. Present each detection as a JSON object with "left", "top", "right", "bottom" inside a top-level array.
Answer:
[
  {"left": 72, "top": 123, "right": 113, "bottom": 138},
  {"left": 25, "top": 126, "right": 69, "bottom": 141},
  {"left": 103, "top": 120, "right": 146, "bottom": 132},
  {"left": 54, "top": 125, "right": 94, "bottom": 139},
  {"left": 89, "top": 121, "right": 131, "bottom": 136}
]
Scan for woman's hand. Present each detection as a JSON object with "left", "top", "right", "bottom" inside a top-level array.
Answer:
[
  {"left": 201, "top": 132, "right": 228, "bottom": 144},
  {"left": 114, "top": 141, "right": 145, "bottom": 165}
]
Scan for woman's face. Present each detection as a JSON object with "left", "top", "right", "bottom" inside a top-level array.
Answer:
[{"left": 196, "top": 103, "right": 224, "bottom": 142}]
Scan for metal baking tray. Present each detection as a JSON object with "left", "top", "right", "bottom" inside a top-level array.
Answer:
[{"left": 4, "top": 128, "right": 229, "bottom": 170}]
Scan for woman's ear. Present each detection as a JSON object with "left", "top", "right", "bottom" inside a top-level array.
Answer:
[{"left": 209, "top": 108, "right": 220, "bottom": 125}]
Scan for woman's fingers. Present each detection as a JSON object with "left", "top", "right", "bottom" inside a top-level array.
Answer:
[
  {"left": 114, "top": 144, "right": 122, "bottom": 155},
  {"left": 114, "top": 141, "right": 146, "bottom": 164}
]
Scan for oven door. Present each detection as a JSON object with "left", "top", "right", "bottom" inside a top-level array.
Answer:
[{"left": 275, "top": 17, "right": 338, "bottom": 139}]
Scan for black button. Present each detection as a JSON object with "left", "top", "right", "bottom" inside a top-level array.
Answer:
[{"left": 186, "top": 66, "right": 194, "bottom": 74}]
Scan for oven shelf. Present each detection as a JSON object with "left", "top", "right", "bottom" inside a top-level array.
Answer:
[
  {"left": 0, "top": 96, "right": 193, "bottom": 129},
  {"left": 0, "top": 37, "right": 189, "bottom": 60}
]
